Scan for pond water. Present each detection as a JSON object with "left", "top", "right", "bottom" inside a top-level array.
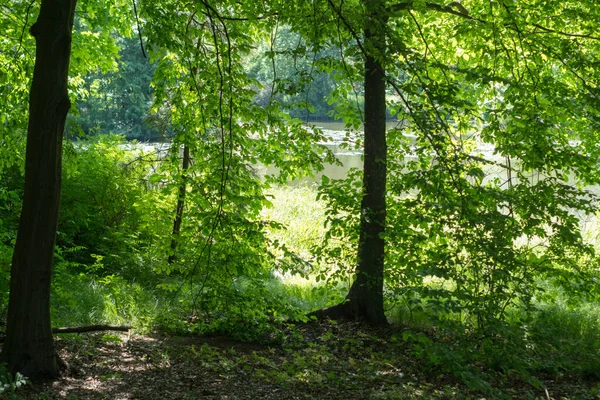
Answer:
[
  {"left": 132, "top": 123, "right": 597, "bottom": 200},
  {"left": 261, "top": 121, "right": 414, "bottom": 183}
]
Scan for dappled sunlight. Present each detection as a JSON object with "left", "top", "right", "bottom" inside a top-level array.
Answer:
[{"left": 2, "top": 0, "right": 600, "bottom": 398}]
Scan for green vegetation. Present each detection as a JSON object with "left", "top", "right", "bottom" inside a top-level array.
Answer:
[
  {"left": 1, "top": 0, "right": 600, "bottom": 397},
  {"left": 0, "top": 363, "right": 28, "bottom": 395},
  {"left": 7, "top": 161, "right": 600, "bottom": 396}
]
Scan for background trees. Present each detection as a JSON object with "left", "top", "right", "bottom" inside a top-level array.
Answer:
[{"left": 69, "top": 37, "right": 158, "bottom": 140}]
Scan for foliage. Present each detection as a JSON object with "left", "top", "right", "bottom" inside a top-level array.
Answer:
[
  {"left": 380, "top": 0, "right": 600, "bottom": 329},
  {"left": 0, "top": 166, "right": 24, "bottom": 317},
  {"left": 398, "top": 301, "right": 600, "bottom": 396},
  {"left": 281, "top": 0, "right": 600, "bottom": 330},
  {"left": 69, "top": 37, "right": 160, "bottom": 140},
  {"left": 0, "top": 363, "right": 28, "bottom": 395},
  {"left": 245, "top": 26, "right": 339, "bottom": 121},
  {"left": 135, "top": 0, "right": 341, "bottom": 333},
  {"left": 57, "top": 134, "right": 158, "bottom": 278},
  {"left": 1, "top": 0, "right": 600, "bottom": 394},
  {"left": 526, "top": 304, "right": 600, "bottom": 379}
]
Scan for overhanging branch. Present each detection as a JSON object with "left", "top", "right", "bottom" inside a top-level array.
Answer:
[
  {"left": 388, "top": 1, "right": 476, "bottom": 20},
  {"left": 388, "top": 1, "right": 600, "bottom": 41}
]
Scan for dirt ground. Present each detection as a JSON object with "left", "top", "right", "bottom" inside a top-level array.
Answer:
[{"left": 12, "top": 322, "right": 599, "bottom": 400}]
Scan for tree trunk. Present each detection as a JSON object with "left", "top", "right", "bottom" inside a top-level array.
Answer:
[
  {"left": 1, "top": 0, "right": 77, "bottom": 379},
  {"left": 168, "top": 144, "right": 190, "bottom": 264},
  {"left": 309, "top": 0, "right": 388, "bottom": 326}
]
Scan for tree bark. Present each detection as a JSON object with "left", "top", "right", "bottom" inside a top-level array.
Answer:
[
  {"left": 0, "top": 0, "right": 77, "bottom": 379},
  {"left": 168, "top": 144, "right": 190, "bottom": 264},
  {"left": 310, "top": 0, "right": 388, "bottom": 326}
]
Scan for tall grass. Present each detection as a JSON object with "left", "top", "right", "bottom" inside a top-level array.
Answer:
[
  {"left": 261, "top": 184, "right": 347, "bottom": 312},
  {"left": 51, "top": 272, "right": 166, "bottom": 332},
  {"left": 261, "top": 184, "right": 328, "bottom": 261},
  {"left": 49, "top": 184, "right": 343, "bottom": 332}
]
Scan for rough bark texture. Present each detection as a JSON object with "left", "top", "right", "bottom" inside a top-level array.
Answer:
[
  {"left": 168, "top": 144, "right": 190, "bottom": 264},
  {"left": 1, "top": 0, "right": 77, "bottom": 379},
  {"left": 310, "top": 0, "right": 388, "bottom": 326}
]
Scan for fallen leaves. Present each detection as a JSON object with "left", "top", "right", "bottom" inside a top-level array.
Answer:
[{"left": 14, "top": 321, "right": 599, "bottom": 399}]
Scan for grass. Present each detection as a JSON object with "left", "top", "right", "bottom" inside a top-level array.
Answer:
[
  {"left": 48, "top": 184, "right": 344, "bottom": 331},
  {"left": 261, "top": 184, "right": 329, "bottom": 261},
  {"left": 51, "top": 272, "right": 166, "bottom": 332},
  {"left": 526, "top": 303, "right": 600, "bottom": 379}
]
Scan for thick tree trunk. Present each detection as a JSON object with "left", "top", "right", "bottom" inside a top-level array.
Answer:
[
  {"left": 168, "top": 144, "right": 190, "bottom": 264},
  {"left": 1, "top": 0, "right": 77, "bottom": 379},
  {"left": 345, "top": 21, "right": 388, "bottom": 325},
  {"left": 310, "top": 0, "right": 388, "bottom": 326}
]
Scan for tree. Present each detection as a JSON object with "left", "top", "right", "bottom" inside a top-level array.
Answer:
[
  {"left": 169, "top": 143, "right": 190, "bottom": 264},
  {"left": 70, "top": 37, "right": 159, "bottom": 140},
  {"left": 309, "top": 0, "right": 600, "bottom": 328},
  {"left": 309, "top": 0, "right": 389, "bottom": 325},
  {"left": 141, "top": 0, "right": 336, "bottom": 324},
  {"left": 1, "top": 0, "right": 78, "bottom": 379}
]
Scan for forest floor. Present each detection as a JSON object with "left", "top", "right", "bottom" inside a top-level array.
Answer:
[{"left": 14, "top": 321, "right": 599, "bottom": 400}]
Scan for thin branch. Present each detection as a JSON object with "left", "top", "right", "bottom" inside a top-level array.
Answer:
[
  {"left": 531, "top": 23, "right": 600, "bottom": 41},
  {"left": 326, "top": 0, "right": 365, "bottom": 57},
  {"left": 14, "top": 0, "right": 35, "bottom": 58},
  {"left": 333, "top": 1, "right": 363, "bottom": 120},
  {"left": 132, "top": 0, "right": 147, "bottom": 59}
]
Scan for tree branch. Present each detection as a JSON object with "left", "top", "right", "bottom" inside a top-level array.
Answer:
[
  {"left": 0, "top": 325, "right": 133, "bottom": 342},
  {"left": 531, "top": 23, "right": 600, "bottom": 41},
  {"left": 388, "top": 1, "right": 477, "bottom": 20},
  {"left": 388, "top": 1, "right": 600, "bottom": 42},
  {"left": 52, "top": 325, "right": 132, "bottom": 334},
  {"left": 326, "top": 0, "right": 365, "bottom": 56}
]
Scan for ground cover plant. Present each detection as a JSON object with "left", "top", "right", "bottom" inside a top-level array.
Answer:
[
  {"left": 1, "top": 0, "right": 600, "bottom": 398},
  {"left": 8, "top": 321, "right": 600, "bottom": 400}
]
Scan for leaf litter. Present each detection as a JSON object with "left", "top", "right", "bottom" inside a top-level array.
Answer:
[{"left": 15, "top": 321, "right": 598, "bottom": 399}]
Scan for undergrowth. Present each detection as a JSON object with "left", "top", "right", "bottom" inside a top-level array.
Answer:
[{"left": 2, "top": 140, "right": 599, "bottom": 398}]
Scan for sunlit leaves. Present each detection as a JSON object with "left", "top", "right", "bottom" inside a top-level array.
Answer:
[{"left": 286, "top": 0, "right": 600, "bottom": 330}]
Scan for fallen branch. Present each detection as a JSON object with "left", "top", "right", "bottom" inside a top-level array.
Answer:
[
  {"left": 52, "top": 325, "right": 132, "bottom": 334},
  {"left": 0, "top": 325, "right": 131, "bottom": 343}
]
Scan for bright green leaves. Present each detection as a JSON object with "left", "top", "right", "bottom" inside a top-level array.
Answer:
[
  {"left": 58, "top": 135, "right": 156, "bottom": 278},
  {"left": 286, "top": 0, "right": 600, "bottom": 332},
  {"left": 0, "top": 1, "right": 38, "bottom": 177},
  {"left": 2, "top": 0, "right": 599, "bottom": 356},
  {"left": 135, "top": 0, "right": 341, "bottom": 323}
]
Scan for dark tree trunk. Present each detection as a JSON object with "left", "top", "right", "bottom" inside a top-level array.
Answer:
[
  {"left": 0, "top": 0, "right": 77, "bottom": 379},
  {"left": 169, "top": 144, "right": 190, "bottom": 264},
  {"left": 309, "top": 0, "right": 388, "bottom": 326}
]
